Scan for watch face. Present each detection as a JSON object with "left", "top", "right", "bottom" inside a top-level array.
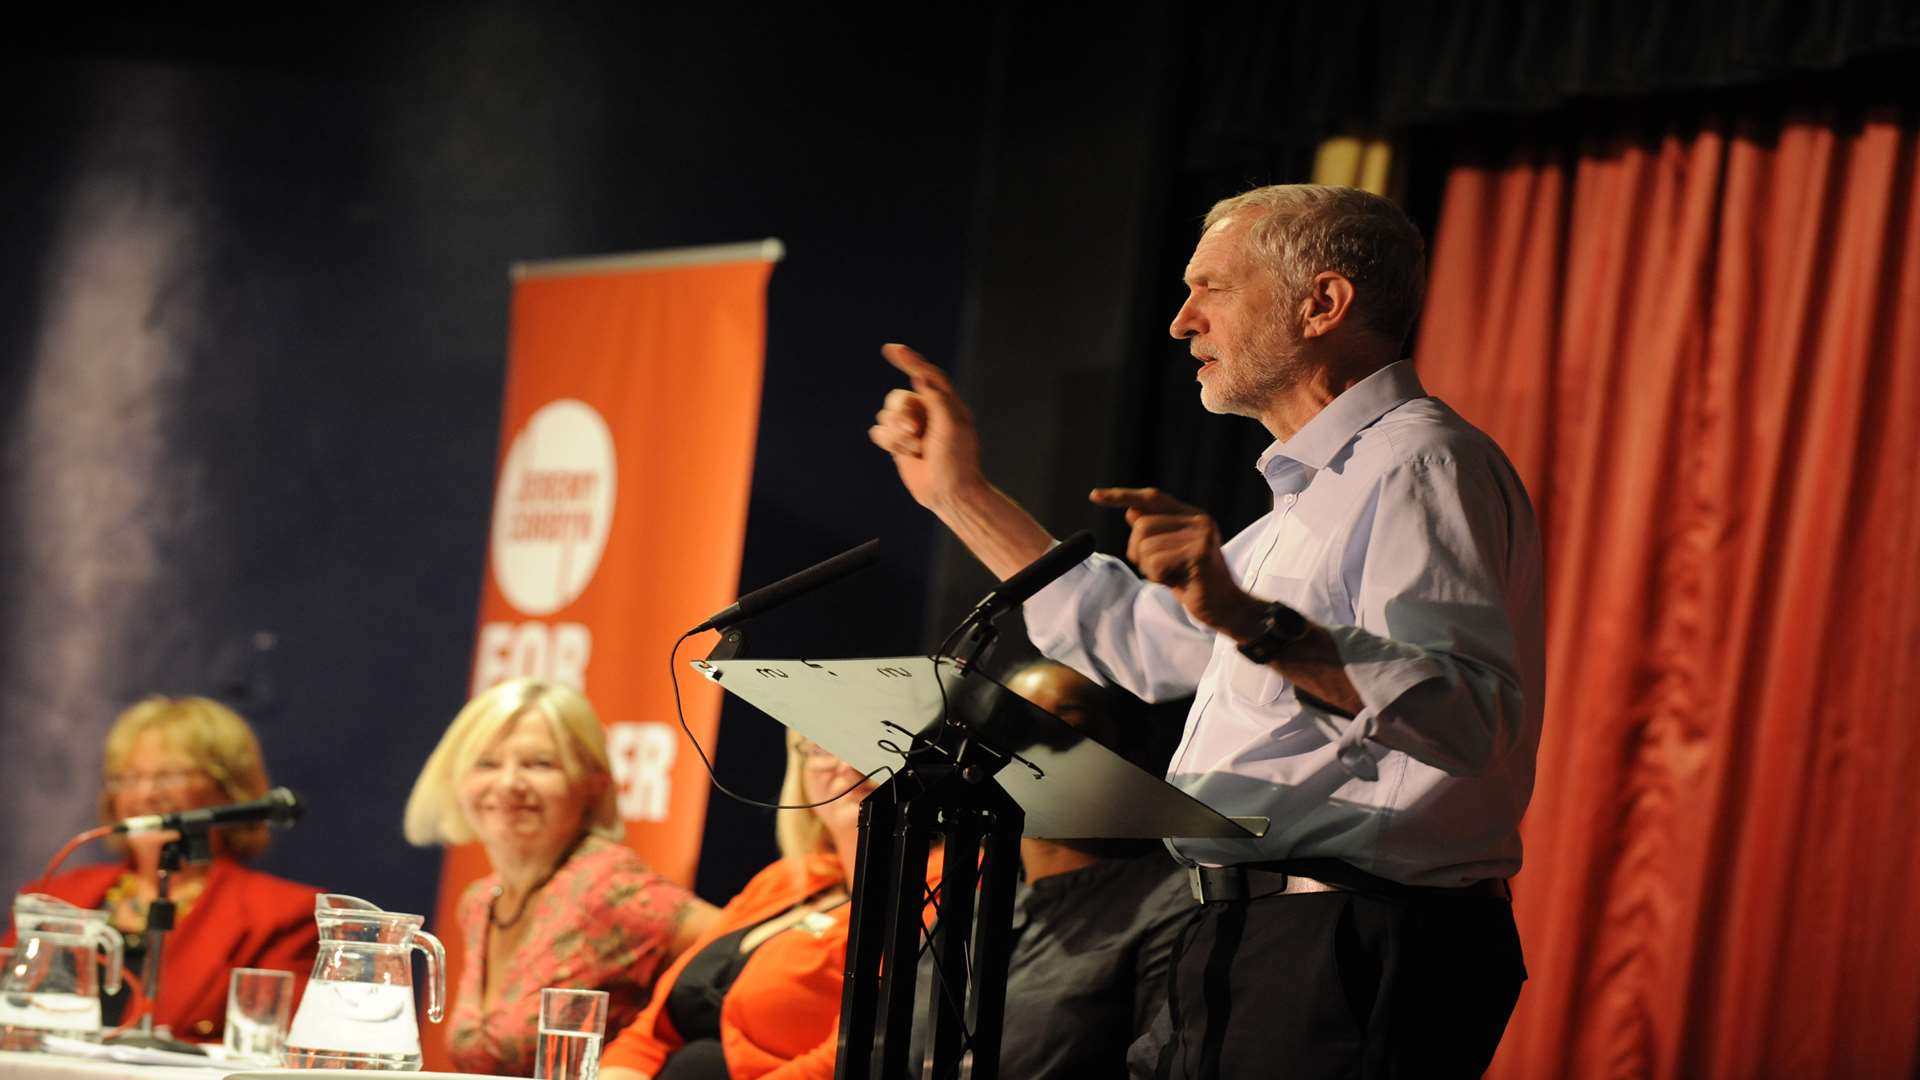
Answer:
[
  {"left": 1270, "top": 602, "right": 1307, "bottom": 640},
  {"left": 1237, "top": 603, "right": 1308, "bottom": 665}
]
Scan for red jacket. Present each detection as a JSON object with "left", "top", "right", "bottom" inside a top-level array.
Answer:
[{"left": 14, "top": 857, "right": 321, "bottom": 1041}]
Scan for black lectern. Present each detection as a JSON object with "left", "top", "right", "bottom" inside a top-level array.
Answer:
[{"left": 695, "top": 655, "right": 1266, "bottom": 1080}]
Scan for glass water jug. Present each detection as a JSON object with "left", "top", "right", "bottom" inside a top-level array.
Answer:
[
  {"left": 284, "top": 894, "right": 444, "bottom": 1070},
  {"left": 0, "top": 893, "right": 125, "bottom": 1050}
]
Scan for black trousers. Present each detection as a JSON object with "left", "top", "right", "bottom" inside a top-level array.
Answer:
[{"left": 1129, "top": 890, "right": 1526, "bottom": 1080}]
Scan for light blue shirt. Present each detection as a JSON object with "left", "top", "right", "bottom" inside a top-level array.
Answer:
[{"left": 1025, "top": 361, "right": 1545, "bottom": 886}]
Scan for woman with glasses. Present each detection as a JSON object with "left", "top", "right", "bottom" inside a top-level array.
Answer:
[
  {"left": 21, "top": 695, "right": 321, "bottom": 1040},
  {"left": 598, "top": 733, "right": 934, "bottom": 1080}
]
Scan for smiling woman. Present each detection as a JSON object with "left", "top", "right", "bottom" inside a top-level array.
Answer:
[{"left": 404, "top": 679, "right": 718, "bottom": 1077}]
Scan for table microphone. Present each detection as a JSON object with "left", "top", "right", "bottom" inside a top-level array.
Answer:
[{"left": 113, "top": 786, "right": 305, "bottom": 835}]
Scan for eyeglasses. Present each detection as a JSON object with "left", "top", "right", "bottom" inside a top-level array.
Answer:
[{"left": 105, "top": 769, "right": 207, "bottom": 793}]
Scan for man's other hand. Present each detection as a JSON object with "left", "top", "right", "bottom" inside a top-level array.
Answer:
[
  {"left": 869, "top": 343, "right": 985, "bottom": 510},
  {"left": 1089, "top": 487, "right": 1266, "bottom": 640}
]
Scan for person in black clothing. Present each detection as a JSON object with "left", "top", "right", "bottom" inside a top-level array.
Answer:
[{"left": 915, "top": 661, "right": 1194, "bottom": 1077}]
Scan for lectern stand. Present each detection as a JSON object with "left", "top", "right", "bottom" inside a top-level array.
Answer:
[{"left": 695, "top": 655, "right": 1265, "bottom": 1080}]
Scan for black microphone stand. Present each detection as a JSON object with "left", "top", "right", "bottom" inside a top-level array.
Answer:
[
  {"left": 949, "top": 611, "right": 998, "bottom": 671},
  {"left": 105, "top": 829, "right": 212, "bottom": 1054}
]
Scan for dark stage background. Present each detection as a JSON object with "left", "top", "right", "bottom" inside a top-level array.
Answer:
[
  {"left": 7, "top": 4, "right": 1919, "bottom": 1076},
  {"left": 0, "top": 3, "right": 1193, "bottom": 914}
]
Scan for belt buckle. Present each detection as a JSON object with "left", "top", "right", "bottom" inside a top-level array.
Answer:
[{"left": 1187, "top": 865, "right": 1256, "bottom": 904}]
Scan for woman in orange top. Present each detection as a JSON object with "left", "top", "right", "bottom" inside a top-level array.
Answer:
[{"left": 599, "top": 733, "right": 926, "bottom": 1080}]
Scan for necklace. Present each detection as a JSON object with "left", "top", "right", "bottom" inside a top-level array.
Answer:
[
  {"left": 489, "top": 872, "right": 555, "bottom": 929},
  {"left": 487, "top": 840, "right": 580, "bottom": 929},
  {"left": 104, "top": 871, "right": 206, "bottom": 930}
]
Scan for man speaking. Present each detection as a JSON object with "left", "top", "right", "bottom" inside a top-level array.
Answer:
[{"left": 869, "top": 184, "right": 1544, "bottom": 1078}]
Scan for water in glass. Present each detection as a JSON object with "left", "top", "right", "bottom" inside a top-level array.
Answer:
[{"left": 537, "top": 1027, "right": 601, "bottom": 1080}]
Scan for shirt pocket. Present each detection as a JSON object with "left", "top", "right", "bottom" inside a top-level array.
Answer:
[
  {"left": 1227, "top": 652, "right": 1287, "bottom": 706},
  {"left": 1228, "top": 574, "right": 1305, "bottom": 706}
]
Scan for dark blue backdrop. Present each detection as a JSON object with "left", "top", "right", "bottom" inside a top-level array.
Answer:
[
  {"left": 0, "top": 4, "right": 1005, "bottom": 915},
  {"left": 0, "top": 3, "right": 1214, "bottom": 933}
]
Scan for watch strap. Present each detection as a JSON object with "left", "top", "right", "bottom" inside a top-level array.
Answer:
[{"left": 1236, "top": 601, "right": 1310, "bottom": 664}]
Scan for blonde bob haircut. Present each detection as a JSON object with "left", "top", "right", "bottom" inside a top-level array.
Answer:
[
  {"left": 774, "top": 729, "right": 840, "bottom": 864},
  {"left": 403, "top": 678, "right": 622, "bottom": 847},
  {"left": 100, "top": 696, "right": 274, "bottom": 859}
]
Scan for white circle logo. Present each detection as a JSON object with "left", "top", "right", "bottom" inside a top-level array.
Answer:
[{"left": 490, "top": 400, "right": 618, "bottom": 616}]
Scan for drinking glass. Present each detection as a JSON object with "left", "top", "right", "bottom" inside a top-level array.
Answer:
[
  {"left": 224, "top": 968, "right": 294, "bottom": 1062},
  {"left": 536, "top": 988, "right": 609, "bottom": 1080}
]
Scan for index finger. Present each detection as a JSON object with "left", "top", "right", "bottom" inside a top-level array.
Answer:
[
  {"left": 1088, "top": 486, "right": 1200, "bottom": 515},
  {"left": 881, "top": 342, "right": 958, "bottom": 397}
]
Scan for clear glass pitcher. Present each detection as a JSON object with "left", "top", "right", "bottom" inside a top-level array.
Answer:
[
  {"left": 284, "top": 894, "right": 444, "bottom": 1070},
  {"left": 0, "top": 893, "right": 125, "bottom": 1050}
]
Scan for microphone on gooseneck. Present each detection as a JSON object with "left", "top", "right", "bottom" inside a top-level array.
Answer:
[
  {"left": 967, "top": 530, "right": 1096, "bottom": 623},
  {"left": 939, "top": 531, "right": 1097, "bottom": 666},
  {"left": 113, "top": 786, "right": 305, "bottom": 835},
  {"left": 690, "top": 538, "right": 882, "bottom": 633}
]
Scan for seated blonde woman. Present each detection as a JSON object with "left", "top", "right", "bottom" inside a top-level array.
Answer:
[
  {"left": 19, "top": 696, "right": 320, "bottom": 1040},
  {"left": 600, "top": 732, "right": 932, "bottom": 1080},
  {"left": 405, "top": 678, "right": 718, "bottom": 1076}
]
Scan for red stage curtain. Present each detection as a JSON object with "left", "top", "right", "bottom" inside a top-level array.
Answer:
[{"left": 1415, "top": 113, "right": 1920, "bottom": 1078}]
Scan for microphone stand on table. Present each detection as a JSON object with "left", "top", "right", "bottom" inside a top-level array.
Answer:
[
  {"left": 106, "top": 830, "right": 210, "bottom": 1054},
  {"left": 104, "top": 788, "right": 305, "bottom": 1054}
]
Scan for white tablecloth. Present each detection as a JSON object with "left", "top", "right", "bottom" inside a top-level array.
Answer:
[
  {"left": 0, "top": 1054, "right": 494, "bottom": 1080},
  {"left": 0, "top": 1050, "right": 228, "bottom": 1080}
]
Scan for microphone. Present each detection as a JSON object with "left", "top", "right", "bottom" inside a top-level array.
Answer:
[
  {"left": 114, "top": 787, "right": 305, "bottom": 836},
  {"left": 691, "top": 538, "right": 881, "bottom": 633},
  {"left": 968, "top": 531, "right": 1096, "bottom": 622},
  {"left": 940, "top": 532, "right": 1097, "bottom": 665}
]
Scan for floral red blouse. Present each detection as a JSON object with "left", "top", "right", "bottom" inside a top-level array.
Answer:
[{"left": 448, "top": 836, "right": 698, "bottom": 1076}]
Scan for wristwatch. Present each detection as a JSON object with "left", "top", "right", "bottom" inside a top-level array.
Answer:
[{"left": 1235, "top": 601, "right": 1311, "bottom": 664}]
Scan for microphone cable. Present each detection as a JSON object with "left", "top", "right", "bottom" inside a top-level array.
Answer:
[
  {"left": 668, "top": 629, "right": 895, "bottom": 811},
  {"left": 30, "top": 824, "right": 115, "bottom": 893},
  {"left": 671, "top": 629, "right": 977, "bottom": 1075},
  {"left": 18, "top": 823, "right": 154, "bottom": 1034}
]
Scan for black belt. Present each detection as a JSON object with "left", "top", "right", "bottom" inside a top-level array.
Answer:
[{"left": 1186, "top": 858, "right": 1512, "bottom": 905}]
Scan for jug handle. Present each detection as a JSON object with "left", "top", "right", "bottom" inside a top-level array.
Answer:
[
  {"left": 411, "top": 928, "right": 446, "bottom": 1024},
  {"left": 95, "top": 923, "right": 126, "bottom": 997}
]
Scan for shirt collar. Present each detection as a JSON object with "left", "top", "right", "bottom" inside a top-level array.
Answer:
[{"left": 1256, "top": 360, "right": 1427, "bottom": 475}]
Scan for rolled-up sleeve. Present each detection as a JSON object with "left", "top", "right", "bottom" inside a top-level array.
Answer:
[
  {"left": 1023, "top": 552, "right": 1218, "bottom": 704},
  {"left": 1328, "top": 454, "right": 1536, "bottom": 777}
]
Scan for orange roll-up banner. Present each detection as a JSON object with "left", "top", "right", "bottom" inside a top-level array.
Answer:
[{"left": 423, "top": 241, "right": 780, "bottom": 1070}]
